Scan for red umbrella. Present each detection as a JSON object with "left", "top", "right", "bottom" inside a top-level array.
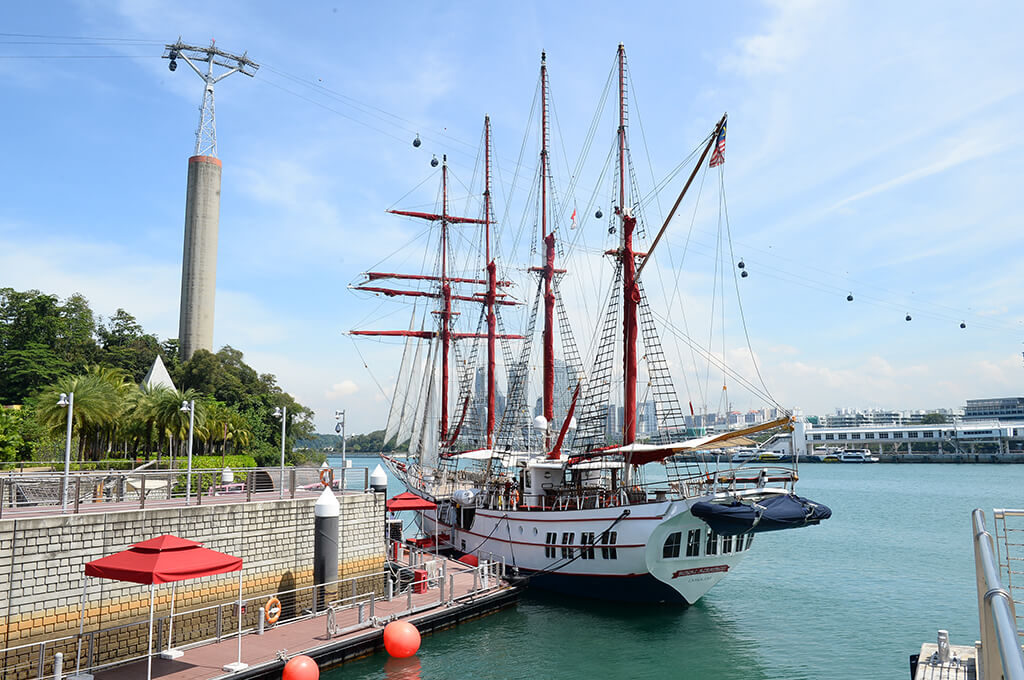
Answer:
[
  {"left": 386, "top": 491, "right": 437, "bottom": 511},
  {"left": 78, "top": 535, "right": 246, "bottom": 679},
  {"left": 85, "top": 534, "right": 241, "bottom": 584}
]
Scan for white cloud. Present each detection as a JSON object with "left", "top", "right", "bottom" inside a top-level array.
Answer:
[{"left": 326, "top": 380, "right": 360, "bottom": 398}]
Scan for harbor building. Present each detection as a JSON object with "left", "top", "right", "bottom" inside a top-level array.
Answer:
[{"left": 963, "top": 397, "right": 1024, "bottom": 421}]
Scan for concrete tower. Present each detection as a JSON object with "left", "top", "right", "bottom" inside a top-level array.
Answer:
[{"left": 163, "top": 40, "right": 258, "bottom": 361}]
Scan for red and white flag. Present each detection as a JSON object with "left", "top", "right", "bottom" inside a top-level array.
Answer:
[
  {"left": 570, "top": 207, "right": 578, "bottom": 229},
  {"left": 709, "top": 118, "right": 727, "bottom": 168}
]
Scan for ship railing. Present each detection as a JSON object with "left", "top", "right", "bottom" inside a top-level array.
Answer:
[
  {"left": 1, "top": 558, "right": 507, "bottom": 680},
  {"left": 0, "top": 465, "right": 373, "bottom": 517},
  {"left": 973, "top": 508, "right": 1024, "bottom": 680},
  {"left": 671, "top": 465, "right": 799, "bottom": 498}
]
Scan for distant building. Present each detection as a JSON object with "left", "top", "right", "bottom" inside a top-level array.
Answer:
[{"left": 964, "top": 397, "right": 1024, "bottom": 421}]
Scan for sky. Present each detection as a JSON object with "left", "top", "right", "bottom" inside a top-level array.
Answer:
[{"left": 2, "top": 1, "right": 1023, "bottom": 434}]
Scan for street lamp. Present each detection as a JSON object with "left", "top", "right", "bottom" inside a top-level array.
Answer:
[
  {"left": 272, "top": 406, "right": 287, "bottom": 499},
  {"left": 58, "top": 392, "right": 74, "bottom": 513},
  {"left": 335, "top": 410, "right": 346, "bottom": 491},
  {"left": 180, "top": 400, "right": 195, "bottom": 504}
]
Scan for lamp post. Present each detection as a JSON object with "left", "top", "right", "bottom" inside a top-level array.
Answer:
[
  {"left": 58, "top": 392, "right": 74, "bottom": 513},
  {"left": 335, "top": 410, "right": 346, "bottom": 491},
  {"left": 273, "top": 406, "right": 287, "bottom": 498},
  {"left": 180, "top": 400, "right": 195, "bottom": 504}
]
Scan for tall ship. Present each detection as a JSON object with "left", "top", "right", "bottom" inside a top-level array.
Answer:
[{"left": 352, "top": 45, "right": 830, "bottom": 604}]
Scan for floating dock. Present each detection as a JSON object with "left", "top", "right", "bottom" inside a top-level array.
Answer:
[{"left": 91, "top": 552, "right": 518, "bottom": 680}]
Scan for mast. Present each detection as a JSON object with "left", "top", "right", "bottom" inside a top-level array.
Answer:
[
  {"left": 484, "top": 116, "right": 497, "bottom": 448},
  {"left": 352, "top": 128, "right": 524, "bottom": 455},
  {"left": 439, "top": 157, "right": 453, "bottom": 440},
  {"left": 617, "top": 43, "right": 639, "bottom": 448},
  {"left": 540, "top": 52, "right": 556, "bottom": 449}
]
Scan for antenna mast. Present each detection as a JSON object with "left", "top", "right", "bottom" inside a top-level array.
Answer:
[{"left": 163, "top": 39, "right": 259, "bottom": 157}]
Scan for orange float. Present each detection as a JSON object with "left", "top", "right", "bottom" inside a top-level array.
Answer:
[
  {"left": 383, "top": 620, "right": 421, "bottom": 658},
  {"left": 282, "top": 654, "right": 319, "bottom": 680}
]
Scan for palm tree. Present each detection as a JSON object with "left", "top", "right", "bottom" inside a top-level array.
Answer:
[
  {"left": 151, "top": 388, "right": 204, "bottom": 468},
  {"left": 127, "top": 384, "right": 171, "bottom": 462},
  {"left": 36, "top": 372, "right": 121, "bottom": 462}
]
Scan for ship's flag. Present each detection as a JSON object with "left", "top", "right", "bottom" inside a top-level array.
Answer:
[
  {"left": 570, "top": 206, "right": 578, "bottom": 229},
  {"left": 709, "top": 119, "right": 727, "bottom": 168},
  {"left": 689, "top": 401, "right": 695, "bottom": 416}
]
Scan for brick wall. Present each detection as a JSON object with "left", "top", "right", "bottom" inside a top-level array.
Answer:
[{"left": 0, "top": 492, "right": 385, "bottom": 678}]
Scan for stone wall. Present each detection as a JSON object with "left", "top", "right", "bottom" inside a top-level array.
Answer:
[{"left": 0, "top": 492, "right": 385, "bottom": 678}]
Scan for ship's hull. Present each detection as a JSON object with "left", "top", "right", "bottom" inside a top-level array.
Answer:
[{"left": 419, "top": 498, "right": 752, "bottom": 604}]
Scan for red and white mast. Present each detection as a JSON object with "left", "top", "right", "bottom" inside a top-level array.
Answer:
[
  {"left": 616, "top": 44, "right": 639, "bottom": 449},
  {"left": 527, "top": 52, "right": 561, "bottom": 451},
  {"left": 352, "top": 132, "right": 523, "bottom": 452},
  {"left": 483, "top": 116, "right": 498, "bottom": 448}
]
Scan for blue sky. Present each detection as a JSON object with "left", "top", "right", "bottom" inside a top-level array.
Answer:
[{"left": 2, "top": 1, "right": 1023, "bottom": 434}]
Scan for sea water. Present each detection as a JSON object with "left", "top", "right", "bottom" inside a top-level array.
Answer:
[{"left": 327, "top": 458, "right": 1022, "bottom": 679}]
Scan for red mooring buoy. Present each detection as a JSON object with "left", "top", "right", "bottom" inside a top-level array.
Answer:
[
  {"left": 383, "top": 621, "right": 421, "bottom": 658},
  {"left": 282, "top": 654, "right": 319, "bottom": 680}
]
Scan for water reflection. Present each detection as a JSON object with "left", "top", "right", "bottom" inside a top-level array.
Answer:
[{"left": 383, "top": 655, "right": 421, "bottom": 680}]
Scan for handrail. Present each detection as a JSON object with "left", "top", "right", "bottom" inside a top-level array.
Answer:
[
  {"left": 0, "top": 465, "right": 374, "bottom": 516},
  {"left": 972, "top": 508, "right": 1024, "bottom": 680}
]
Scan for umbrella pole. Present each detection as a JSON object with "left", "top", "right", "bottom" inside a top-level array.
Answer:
[
  {"left": 164, "top": 581, "right": 178, "bottom": 656},
  {"left": 75, "top": 575, "right": 87, "bottom": 675},
  {"left": 236, "top": 570, "right": 242, "bottom": 665},
  {"left": 147, "top": 583, "right": 155, "bottom": 680}
]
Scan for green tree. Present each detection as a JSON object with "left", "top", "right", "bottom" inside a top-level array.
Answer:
[
  {"left": 0, "top": 408, "right": 25, "bottom": 461},
  {"left": 921, "top": 413, "right": 948, "bottom": 424}
]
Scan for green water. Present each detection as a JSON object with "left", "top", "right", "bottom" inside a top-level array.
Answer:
[{"left": 329, "top": 460, "right": 1022, "bottom": 679}]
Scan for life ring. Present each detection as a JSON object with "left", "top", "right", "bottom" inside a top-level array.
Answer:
[
  {"left": 264, "top": 596, "right": 281, "bottom": 625},
  {"left": 511, "top": 490, "right": 520, "bottom": 507},
  {"left": 319, "top": 468, "right": 334, "bottom": 486}
]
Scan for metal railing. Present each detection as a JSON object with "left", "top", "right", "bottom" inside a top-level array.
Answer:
[
  {"left": 0, "top": 466, "right": 373, "bottom": 517},
  {"left": 0, "top": 557, "right": 506, "bottom": 679},
  {"left": 973, "top": 508, "right": 1024, "bottom": 680}
]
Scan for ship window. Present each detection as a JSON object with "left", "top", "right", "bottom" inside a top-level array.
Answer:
[
  {"left": 878, "top": 433, "right": 889, "bottom": 439},
  {"left": 865, "top": 433, "right": 875, "bottom": 439},
  {"left": 706, "top": 530, "right": 718, "bottom": 555},
  {"left": 580, "top": 532, "right": 596, "bottom": 560},
  {"left": 908, "top": 431, "right": 919, "bottom": 438},
  {"left": 722, "top": 534, "right": 734, "bottom": 553},
  {"left": 600, "top": 531, "right": 618, "bottom": 559},
  {"left": 545, "top": 532, "right": 557, "bottom": 558},
  {"left": 745, "top": 534, "right": 754, "bottom": 550},
  {"left": 663, "top": 532, "right": 682, "bottom": 559},
  {"left": 825, "top": 434, "right": 834, "bottom": 440},
  {"left": 922, "top": 431, "right": 933, "bottom": 438},
  {"left": 850, "top": 433, "right": 860, "bottom": 439},
  {"left": 561, "top": 532, "right": 574, "bottom": 558},
  {"left": 686, "top": 529, "right": 701, "bottom": 557},
  {"left": 812, "top": 434, "right": 822, "bottom": 440}
]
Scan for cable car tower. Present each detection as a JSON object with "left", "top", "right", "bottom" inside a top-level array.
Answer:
[{"left": 162, "top": 39, "right": 258, "bottom": 360}]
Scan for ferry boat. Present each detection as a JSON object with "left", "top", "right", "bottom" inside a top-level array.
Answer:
[
  {"left": 353, "top": 45, "right": 830, "bottom": 604},
  {"left": 839, "top": 448, "right": 880, "bottom": 463}
]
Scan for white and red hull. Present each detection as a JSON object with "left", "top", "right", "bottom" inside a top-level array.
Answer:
[{"left": 418, "top": 498, "right": 751, "bottom": 604}]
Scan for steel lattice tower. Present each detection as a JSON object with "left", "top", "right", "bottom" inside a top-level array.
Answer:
[{"left": 163, "top": 39, "right": 258, "bottom": 361}]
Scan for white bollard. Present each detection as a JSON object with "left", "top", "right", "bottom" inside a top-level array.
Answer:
[
  {"left": 937, "top": 629, "right": 951, "bottom": 663},
  {"left": 54, "top": 652, "right": 63, "bottom": 680}
]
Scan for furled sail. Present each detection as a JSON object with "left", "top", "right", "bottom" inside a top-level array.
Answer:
[{"left": 384, "top": 311, "right": 421, "bottom": 446}]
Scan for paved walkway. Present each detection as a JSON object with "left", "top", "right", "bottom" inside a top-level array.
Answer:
[{"left": 92, "top": 557, "right": 509, "bottom": 680}]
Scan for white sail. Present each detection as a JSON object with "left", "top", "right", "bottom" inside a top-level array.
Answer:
[
  {"left": 418, "top": 341, "right": 441, "bottom": 469},
  {"left": 395, "top": 335, "right": 425, "bottom": 446},
  {"left": 408, "top": 337, "right": 436, "bottom": 462},
  {"left": 384, "top": 310, "right": 418, "bottom": 445}
]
